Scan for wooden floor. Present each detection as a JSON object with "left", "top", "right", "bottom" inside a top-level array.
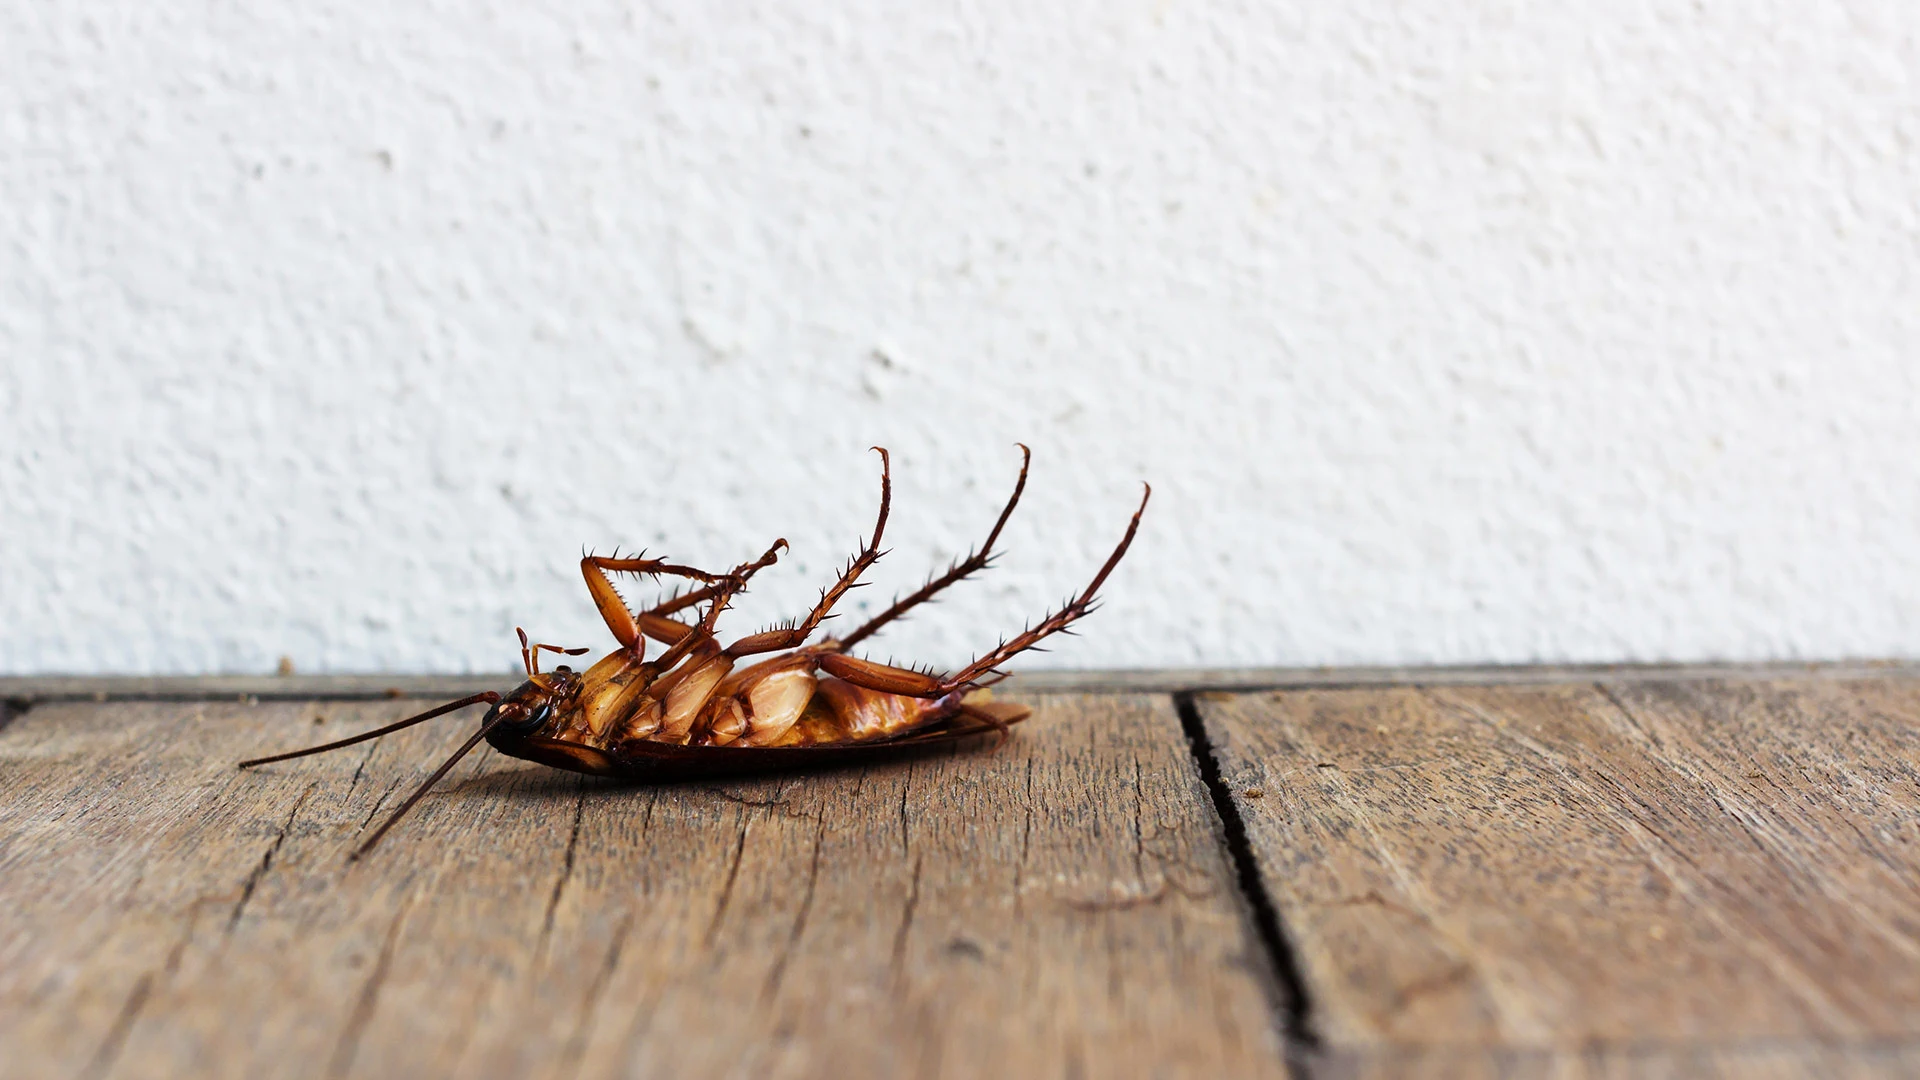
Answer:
[{"left": 4, "top": 665, "right": 1919, "bottom": 1078}]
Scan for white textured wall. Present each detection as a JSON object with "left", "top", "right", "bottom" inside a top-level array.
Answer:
[{"left": 5, "top": 3, "right": 1919, "bottom": 675}]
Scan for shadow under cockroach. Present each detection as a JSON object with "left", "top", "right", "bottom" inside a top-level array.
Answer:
[{"left": 443, "top": 733, "right": 1004, "bottom": 806}]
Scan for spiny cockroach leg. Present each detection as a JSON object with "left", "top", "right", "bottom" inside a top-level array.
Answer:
[
  {"left": 818, "top": 483, "right": 1150, "bottom": 699},
  {"left": 724, "top": 448, "right": 893, "bottom": 659},
  {"left": 580, "top": 553, "right": 745, "bottom": 656},
  {"left": 939, "top": 482, "right": 1149, "bottom": 688},
  {"left": 634, "top": 591, "right": 712, "bottom": 649},
  {"left": 517, "top": 627, "right": 589, "bottom": 676},
  {"left": 635, "top": 575, "right": 751, "bottom": 649},
  {"left": 644, "top": 538, "right": 788, "bottom": 672},
  {"left": 837, "top": 443, "right": 1031, "bottom": 651},
  {"left": 812, "top": 652, "right": 947, "bottom": 696},
  {"left": 236, "top": 691, "right": 502, "bottom": 769}
]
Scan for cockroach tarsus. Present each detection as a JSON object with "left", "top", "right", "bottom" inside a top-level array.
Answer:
[{"left": 239, "top": 446, "right": 1150, "bottom": 857}]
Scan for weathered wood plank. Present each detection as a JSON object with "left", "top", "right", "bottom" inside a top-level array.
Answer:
[
  {"left": 7, "top": 659, "right": 1918, "bottom": 703},
  {"left": 1198, "top": 680, "right": 1920, "bottom": 1075},
  {"left": 0, "top": 694, "right": 1286, "bottom": 1079}
]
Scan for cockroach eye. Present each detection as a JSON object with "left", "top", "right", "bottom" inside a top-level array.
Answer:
[
  {"left": 486, "top": 693, "right": 550, "bottom": 736},
  {"left": 509, "top": 700, "right": 551, "bottom": 734}
]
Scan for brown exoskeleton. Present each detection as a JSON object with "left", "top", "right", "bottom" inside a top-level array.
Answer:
[{"left": 240, "top": 447, "right": 1149, "bottom": 856}]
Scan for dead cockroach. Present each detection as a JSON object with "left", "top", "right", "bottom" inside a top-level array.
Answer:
[{"left": 240, "top": 446, "right": 1148, "bottom": 857}]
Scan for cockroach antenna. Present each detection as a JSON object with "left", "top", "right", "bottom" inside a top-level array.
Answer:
[
  {"left": 350, "top": 711, "right": 509, "bottom": 859},
  {"left": 236, "top": 692, "right": 502, "bottom": 770}
]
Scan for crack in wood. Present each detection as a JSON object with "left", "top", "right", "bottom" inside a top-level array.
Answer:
[
  {"left": 228, "top": 784, "right": 314, "bottom": 933},
  {"left": 538, "top": 786, "right": 588, "bottom": 960},
  {"left": 891, "top": 854, "right": 923, "bottom": 984},
  {"left": 897, "top": 759, "right": 914, "bottom": 859},
  {"left": 700, "top": 787, "right": 790, "bottom": 809},
  {"left": 1120, "top": 753, "right": 1139, "bottom": 879},
  {"left": 1175, "top": 691, "right": 1321, "bottom": 1076},
  {"left": 761, "top": 811, "right": 828, "bottom": 1003},
  {"left": 341, "top": 741, "right": 380, "bottom": 807},
  {"left": 640, "top": 787, "right": 659, "bottom": 836},
  {"left": 1014, "top": 751, "right": 1035, "bottom": 916},
  {"left": 359, "top": 778, "right": 403, "bottom": 832},
  {"left": 703, "top": 823, "right": 750, "bottom": 948}
]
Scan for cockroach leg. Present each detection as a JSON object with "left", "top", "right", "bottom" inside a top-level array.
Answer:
[
  {"left": 236, "top": 691, "right": 502, "bottom": 769},
  {"left": 517, "top": 627, "right": 589, "bottom": 676},
  {"left": 821, "top": 483, "right": 1150, "bottom": 698},
  {"left": 650, "top": 583, "right": 720, "bottom": 619},
  {"left": 837, "top": 443, "right": 1031, "bottom": 651},
  {"left": 580, "top": 553, "right": 736, "bottom": 655},
  {"left": 725, "top": 448, "right": 893, "bottom": 659},
  {"left": 644, "top": 538, "right": 788, "bottom": 672},
  {"left": 938, "top": 482, "right": 1150, "bottom": 690},
  {"left": 814, "top": 652, "right": 944, "bottom": 696},
  {"left": 633, "top": 548, "right": 773, "bottom": 649},
  {"left": 634, "top": 584, "right": 725, "bottom": 647}
]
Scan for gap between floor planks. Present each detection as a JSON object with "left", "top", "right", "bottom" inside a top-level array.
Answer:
[{"left": 1194, "top": 674, "right": 1920, "bottom": 1078}]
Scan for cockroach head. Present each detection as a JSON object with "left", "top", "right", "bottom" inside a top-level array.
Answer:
[{"left": 485, "top": 666, "right": 581, "bottom": 737}]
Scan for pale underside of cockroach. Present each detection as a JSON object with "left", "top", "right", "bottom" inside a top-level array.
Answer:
[{"left": 240, "top": 446, "right": 1149, "bottom": 855}]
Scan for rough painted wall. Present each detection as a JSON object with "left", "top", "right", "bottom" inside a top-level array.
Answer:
[{"left": 5, "top": 3, "right": 1918, "bottom": 675}]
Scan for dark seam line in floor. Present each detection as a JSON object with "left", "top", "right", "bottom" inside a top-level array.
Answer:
[{"left": 1175, "top": 690, "right": 1321, "bottom": 1077}]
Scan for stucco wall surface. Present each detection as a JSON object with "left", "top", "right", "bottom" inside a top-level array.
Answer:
[{"left": 4, "top": 3, "right": 1919, "bottom": 674}]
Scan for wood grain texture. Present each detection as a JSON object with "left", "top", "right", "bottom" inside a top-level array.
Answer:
[
  {"left": 1198, "top": 679, "right": 1920, "bottom": 1076},
  {"left": 12, "top": 673, "right": 1920, "bottom": 1078},
  {"left": 0, "top": 694, "right": 1285, "bottom": 1079}
]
